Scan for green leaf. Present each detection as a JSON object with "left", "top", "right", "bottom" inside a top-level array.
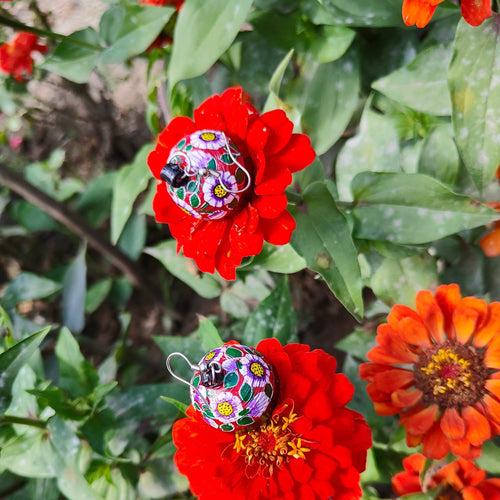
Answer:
[
  {"left": 117, "top": 212, "right": 146, "bottom": 260},
  {"left": 55, "top": 328, "right": 99, "bottom": 398},
  {"left": 251, "top": 243, "right": 306, "bottom": 274},
  {"left": 6, "top": 365, "right": 38, "bottom": 427},
  {"left": 1, "top": 273, "right": 61, "bottom": 309},
  {"left": 418, "top": 124, "right": 460, "bottom": 185},
  {"left": 310, "top": 26, "right": 355, "bottom": 64},
  {"left": 42, "top": 28, "right": 101, "bottom": 84},
  {"left": 336, "top": 107, "right": 400, "bottom": 202},
  {"left": 449, "top": 16, "right": 500, "bottom": 192},
  {"left": 263, "top": 48, "right": 295, "bottom": 112},
  {"left": 242, "top": 277, "right": 297, "bottom": 344},
  {"left": 300, "top": 47, "right": 360, "bottom": 154},
  {"left": 107, "top": 383, "right": 187, "bottom": 423},
  {"left": 61, "top": 247, "right": 87, "bottom": 334},
  {"left": 310, "top": 0, "right": 404, "bottom": 27},
  {"left": 352, "top": 172, "right": 497, "bottom": 244},
  {"left": 100, "top": 5, "right": 175, "bottom": 64},
  {"left": 292, "top": 181, "right": 364, "bottom": 319},
  {"left": 84, "top": 279, "right": 112, "bottom": 314},
  {"left": 373, "top": 44, "right": 452, "bottom": 116},
  {"left": 197, "top": 317, "right": 224, "bottom": 351},
  {"left": 159, "top": 396, "right": 188, "bottom": 414},
  {"left": 371, "top": 255, "right": 438, "bottom": 306},
  {"left": 476, "top": 440, "right": 500, "bottom": 474},
  {"left": 0, "top": 327, "right": 50, "bottom": 397},
  {"left": 111, "top": 144, "right": 152, "bottom": 244},
  {"left": 169, "top": 0, "right": 254, "bottom": 88},
  {"left": 335, "top": 328, "right": 375, "bottom": 360},
  {"left": 28, "top": 387, "right": 89, "bottom": 420},
  {"left": 145, "top": 240, "right": 222, "bottom": 299},
  {"left": 9, "top": 201, "right": 58, "bottom": 232}
]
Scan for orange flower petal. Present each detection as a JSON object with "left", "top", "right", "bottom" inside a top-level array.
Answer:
[
  {"left": 482, "top": 395, "right": 500, "bottom": 424},
  {"left": 403, "top": 404, "right": 438, "bottom": 435},
  {"left": 462, "top": 405, "right": 491, "bottom": 446},
  {"left": 474, "top": 303, "right": 500, "bottom": 348},
  {"left": 402, "top": 0, "right": 441, "bottom": 28},
  {"left": 484, "top": 337, "right": 500, "bottom": 369},
  {"left": 449, "top": 437, "right": 471, "bottom": 457},
  {"left": 462, "top": 486, "right": 484, "bottom": 500},
  {"left": 374, "top": 402, "right": 400, "bottom": 416},
  {"left": 440, "top": 408, "right": 466, "bottom": 440},
  {"left": 416, "top": 290, "right": 446, "bottom": 343},
  {"left": 392, "top": 388, "right": 423, "bottom": 408},
  {"left": 387, "top": 304, "right": 421, "bottom": 326},
  {"left": 453, "top": 297, "right": 488, "bottom": 344},
  {"left": 485, "top": 378, "right": 500, "bottom": 397},
  {"left": 406, "top": 432, "right": 423, "bottom": 448},
  {"left": 422, "top": 422, "right": 450, "bottom": 459},
  {"left": 435, "top": 283, "right": 461, "bottom": 336},
  {"left": 373, "top": 368, "right": 415, "bottom": 393},
  {"left": 397, "top": 317, "right": 432, "bottom": 347}
]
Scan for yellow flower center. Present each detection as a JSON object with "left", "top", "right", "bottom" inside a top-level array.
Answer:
[
  {"left": 415, "top": 342, "right": 488, "bottom": 408},
  {"left": 250, "top": 362, "right": 265, "bottom": 378},
  {"left": 217, "top": 401, "right": 235, "bottom": 417},
  {"left": 213, "top": 184, "right": 227, "bottom": 198},
  {"left": 201, "top": 131, "right": 217, "bottom": 141},
  {"left": 233, "top": 408, "right": 310, "bottom": 477},
  {"left": 420, "top": 348, "right": 472, "bottom": 396},
  {"left": 205, "top": 350, "right": 216, "bottom": 361}
]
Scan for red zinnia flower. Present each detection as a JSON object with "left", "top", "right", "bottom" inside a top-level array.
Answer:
[
  {"left": 360, "top": 284, "right": 500, "bottom": 459},
  {"left": 0, "top": 32, "right": 47, "bottom": 82},
  {"left": 402, "top": 0, "right": 492, "bottom": 28},
  {"left": 140, "top": 0, "right": 183, "bottom": 10},
  {"left": 148, "top": 87, "right": 315, "bottom": 280},
  {"left": 173, "top": 338, "right": 372, "bottom": 499},
  {"left": 392, "top": 453, "right": 500, "bottom": 499}
]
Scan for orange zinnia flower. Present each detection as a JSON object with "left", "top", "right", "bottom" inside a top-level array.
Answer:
[
  {"left": 402, "top": 0, "right": 492, "bottom": 28},
  {"left": 392, "top": 453, "right": 500, "bottom": 498},
  {"left": 360, "top": 284, "right": 500, "bottom": 459},
  {"left": 480, "top": 168, "right": 500, "bottom": 258}
]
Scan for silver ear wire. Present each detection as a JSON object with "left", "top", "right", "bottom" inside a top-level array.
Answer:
[
  {"left": 166, "top": 352, "right": 199, "bottom": 389},
  {"left": 220, "top": 132, "right": 252, "bottom": 194}
]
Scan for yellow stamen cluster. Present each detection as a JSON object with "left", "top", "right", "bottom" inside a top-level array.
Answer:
[
  {"left": 233, "top": 409, "right": 310, "bottom": 476},
  {"left": 214, "top": 184, "right": 228, "bottom": 198},
  {"left": 420, "top": 348, "right": 472, "bottom": 396}
]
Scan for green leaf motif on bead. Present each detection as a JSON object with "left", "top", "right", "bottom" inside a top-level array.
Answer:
[
  {"left": 264, "top": 383, "right": 273, "bottom": 399},
  {"left": 190, "top": 194, "right": 201, "bottom": 208},
  {"left": 176, "top": 139, "right": 186, "bottom": 149},
  {"left": 220, "top": 153, "right": 233, "bottom": 165},
  {"left": 223, "top": 371, "right": 239, "bottom": 389},
  {"left": 187, "top": 181, "right": 197, "bottom": 193},
  {"left": 226, "top": 347, "right": 243, "bottom": 358},
  {"left": 192, "top": 375, "right": 200, "bottom": 388},
  {"left": 238, "top": 408, "right": 250, "bottom": 416},
  {"left": 176, "top": 187, "right": 185, "bottom": 200},
  {"left": 239, "top": 382, "right": 253, "bottom": 402},
  {"left": 237, "top": 416, "right": 254, "bottom": 426},
  {"left": 220, "top": 423, "right": 235, "bottom": 432},
  {"left": 207, "top": 158, "right": 217, "bottom": 171}
]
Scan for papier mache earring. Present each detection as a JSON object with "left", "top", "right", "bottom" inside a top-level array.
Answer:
[
  {"left": 160, "top": 129, "right": 252, "bottom": 220},
  {"left": 166, "top": 343, "right": 278, "bottom": 432}
]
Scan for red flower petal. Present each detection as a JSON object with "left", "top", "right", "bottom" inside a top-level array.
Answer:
[{"left": 461, "top": 0, "right": 492, "bottom": 26}]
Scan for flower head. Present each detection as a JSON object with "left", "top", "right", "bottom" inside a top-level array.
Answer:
[
  {"left": 148, "top": 87, "right": 315, "bottom": 280},
  {"left": 0, "top": 32, "right": 47, "bottom": 82},
  {"left": 402, "top": 0, "right": 492, "bottom": 28},
  {"left": 360, "top": 284, "right": 500, "bottom": 459},
  {"left": 392, "top": 453, "right": 500, "bottom": 498},
  {"left": 173, "top": 339, "right": 372, "bottom": 499},
  {"left": 140, "top": 0, "right": 183, "bottom": 9}
]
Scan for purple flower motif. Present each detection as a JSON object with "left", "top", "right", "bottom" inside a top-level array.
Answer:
[
  {"left": 202, "top": 172, "right": 237, "bottom": 208},
  {"left": 190, "top": 130, "right": 226, "bottom": 150},
  {"left": 247, "top": 392, "right": 270, "bottom": 419},
  {"left": 210, "top": 391, "right": 243, "bottom": 423},
  {"left": 240, "top": 354, "right": 270, "bottom": 388}
]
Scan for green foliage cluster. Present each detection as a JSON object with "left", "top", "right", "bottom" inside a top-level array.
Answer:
[{"left": 0, "top": 0, "right": 499, "bottom": 498}]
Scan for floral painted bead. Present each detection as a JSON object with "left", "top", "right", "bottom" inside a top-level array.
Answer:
[
  {"left": 160, "top": 129, "right": 251, "bottom": 220},
  {"left": 190, "top": 343, "right": 277, "bottom": 432}
]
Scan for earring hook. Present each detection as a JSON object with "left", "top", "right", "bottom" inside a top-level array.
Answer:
[{"left": 166, "top": 352, "right": 199, "bottom": 389}]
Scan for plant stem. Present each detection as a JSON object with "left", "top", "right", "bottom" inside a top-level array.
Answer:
[
  {"left": 0, "top": 13, "right": 101, "bottom": 51},
  {"left": 0, "top": 163, "right": 162, "bottom": 304},
  {"left": 30, "top": 0, "right": 51, "bottom": 32},
  {"left": 0, "top": 415, "right": 46, "bottom": 428}
]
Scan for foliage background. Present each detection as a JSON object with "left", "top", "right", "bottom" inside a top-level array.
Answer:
[{"left": 0, "top": 0, "right": 499, "bottom": 498}]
